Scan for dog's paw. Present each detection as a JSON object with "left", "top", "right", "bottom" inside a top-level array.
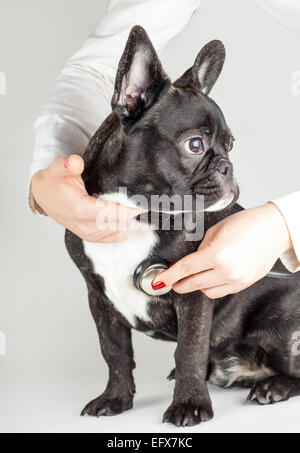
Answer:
[
  {"left": 163, "top": 400, "right": 213, "bottom": 427},
  {"left": 167, "top": 368, "right": 175, "bottom": 381},
  {"left": 248, "top": 375, "right": 292, "bottom": 405},
  {"left": 81, "top": 391, "right": 133, "bottom": 417}
]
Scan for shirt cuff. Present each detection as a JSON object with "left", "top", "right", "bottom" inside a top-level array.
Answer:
[{"left": 271, "top": 191, "right": 300, "bottom": 272}]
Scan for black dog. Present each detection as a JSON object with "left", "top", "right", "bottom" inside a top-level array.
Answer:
[{"left": 65, "top": 26, "right": 300, "bottom": 427}]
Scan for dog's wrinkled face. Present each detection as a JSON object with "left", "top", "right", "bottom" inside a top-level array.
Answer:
[{"left": 109, "top": 26, "right": 239, "bottom": 211}]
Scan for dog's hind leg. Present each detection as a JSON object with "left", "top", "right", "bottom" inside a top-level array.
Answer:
[
  {"left": 81, "top": 271, "right": 136, "bottom": 418},
  {"left": 247, "top": 333, "right": 300, "bottom": 405},
  {"left": 209, "top": 344, "right": 275, "bottom": 389},
  {"left": 248, "top": 375, "right": 300, "bottom": 404}
]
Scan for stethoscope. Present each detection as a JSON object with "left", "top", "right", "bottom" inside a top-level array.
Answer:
[{"left": 133, "top": 257, "right": 299, "bottom": 296}]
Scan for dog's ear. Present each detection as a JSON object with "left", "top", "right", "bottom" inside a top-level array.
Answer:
[
  {"left": 174, "top": 40, "right": 225, "bottom": 95},
  {"left": 112, "top": 25, "right": 169, "bottom": 122}
]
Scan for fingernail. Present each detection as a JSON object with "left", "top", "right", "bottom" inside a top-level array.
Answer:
[
  {"left": 169, "top": 262, "right": 176, "bottom": 268},
  {"left": 64, "top": 158, "right": 69, "bottom": 169},
  {"left": 152, "top": 281, "right": 167, "bottom": 291}
]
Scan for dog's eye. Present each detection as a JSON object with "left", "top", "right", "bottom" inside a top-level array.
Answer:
[
  {"left": 184, "top": 137, "right": 204, "bottom": 154},
  {"left": 228, "top": 138, "right": 235, "bottom": 152}
]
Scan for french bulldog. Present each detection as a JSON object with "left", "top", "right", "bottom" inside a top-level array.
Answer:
[{"left": 65, "top": 26, "right": 300, "bottom": 427}]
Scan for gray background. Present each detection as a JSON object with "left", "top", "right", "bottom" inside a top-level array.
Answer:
[{"left": 0, "top": 0, "right": 300, "bottom": 433}]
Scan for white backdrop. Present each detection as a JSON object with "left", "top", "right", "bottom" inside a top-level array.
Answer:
[{"left": 0, "top": 0, "right": 300, "bottom": 433}]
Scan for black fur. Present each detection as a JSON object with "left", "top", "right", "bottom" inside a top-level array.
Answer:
[{"left": 65, "top": 26, "right": 300, "bottom": 427}]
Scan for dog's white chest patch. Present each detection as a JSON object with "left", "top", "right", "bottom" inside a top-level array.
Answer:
[{"left": 83, "top": 194, "right": 158, "bottom": 327}]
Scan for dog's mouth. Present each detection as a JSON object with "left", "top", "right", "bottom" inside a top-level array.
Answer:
[
  {"left": 201, "top": 178, "right": 239, "bottom": 212},
  {"left": 204, "top": 191, "right": 234, "bottom": 212}
]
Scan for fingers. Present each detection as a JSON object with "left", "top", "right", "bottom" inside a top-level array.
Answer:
[
  {"left": 126, "top": 205, "right": 149, "bottom": 218},
  {"left": 94, "top": 231, "right": 128, "bottom": 243},
  {"left": 72, "top": 195, "right": 148, "bottom": 243},
  {"left": 81, "top": 230, "right": 128, "bottom": 244},
  {"left": 152, "top": 250, "right": 213, "bottom": 287},
  {"left": 173, "top": 270, "right": 226, "bottom": 294},
  {"left": 200, "top": 284, "right": 233, "bottom": 299},
  {"left": 76, "top": 195, "right": 147, "bottom": 226},
  {"left": 173, "top": 272, "right": 235, "bottom": 299},
  {"left": 70, "top": 220, "right": 128, "bottom": 243}
]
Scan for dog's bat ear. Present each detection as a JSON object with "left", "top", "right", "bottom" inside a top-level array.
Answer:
[
  {"left": 112, "top": 25, "right": 169, "bottom": 122},
  {"left": 174, "top": 40, "right": 226, "bottom": 95}
]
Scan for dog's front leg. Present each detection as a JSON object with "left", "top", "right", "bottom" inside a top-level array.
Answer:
[
  {"left": 163, "top": 295, "right": 214, "bottom": 427},
  {"left": 81, "top": 283, "right": 135, "bottom": 417}
]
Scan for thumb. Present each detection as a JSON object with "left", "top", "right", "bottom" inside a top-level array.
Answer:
[
  {"left": 51, "top": 154, "right": 85, "bottom": 178},
  {"left": 64, "top": 154, "right": 85, "bottom": 176}
]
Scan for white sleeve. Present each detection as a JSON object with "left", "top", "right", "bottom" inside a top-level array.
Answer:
[
  {"left": 253, "top": 0, "right": 300, "bottom": 36},
  {"left": 271, "top": 191, "right": 300, "bottom": 272},
  {"left": 30, "top": 0, "right": 202, "bottom": 181}
]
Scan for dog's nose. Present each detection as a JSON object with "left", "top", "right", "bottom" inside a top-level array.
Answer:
[{"left": 215, "top": 159, "right": 232, "bottom": 176}]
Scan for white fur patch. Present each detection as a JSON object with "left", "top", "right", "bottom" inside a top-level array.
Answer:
[
  {"left": 198, "top": 60, "right": 210, "bottom": 94},
  {"left": 205, "top": 193, "right": 234, "bottom": 212},
  {"left": 209, "top": 356, "right": 275, "bottom": 388},
  {"left": 83, "top": 193, "right": 158, "bottom": 327}
]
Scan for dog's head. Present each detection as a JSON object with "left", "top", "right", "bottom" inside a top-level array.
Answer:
[{"left": 90, "top": 26, "right": 239, "bottom": 212}]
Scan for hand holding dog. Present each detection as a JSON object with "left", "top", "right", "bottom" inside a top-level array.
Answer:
[
  {"left": 154, "top": 203, "right": 293, "bottom": 298},
  {"left": 30, "top": 154, "right": 146, "bottom": 243}
]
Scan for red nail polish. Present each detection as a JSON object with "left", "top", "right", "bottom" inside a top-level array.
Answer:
[
  {"left": 152, "top": 281, "right": 166, "bottom": 291},
  {"left": 64, "top": 158, "right": 69, "bottom": 169}
]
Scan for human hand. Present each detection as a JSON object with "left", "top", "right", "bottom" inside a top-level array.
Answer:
[
  {"left": 152, "top": 203, "right": 293, "bottom": 298},
  {"left": 30, "top": 155, "right": 146, "bottom": 243}
]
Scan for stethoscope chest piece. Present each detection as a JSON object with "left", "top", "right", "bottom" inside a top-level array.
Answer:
[{"left": 133, "top": 257, "right": 173, "bottom": 296}]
